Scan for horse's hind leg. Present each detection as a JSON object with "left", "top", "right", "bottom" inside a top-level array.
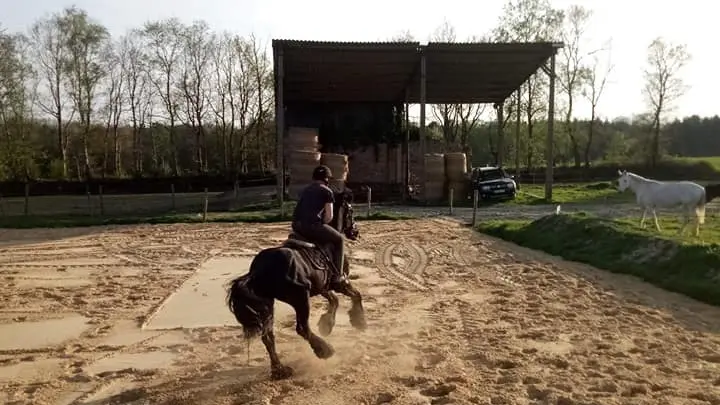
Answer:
[
  {"left": 640, "top": 208, "right": 648, "bottom": 228},
  {"left": 258, "top": 302, "right": 293, "bottom": 380},
  {"left": 651, "top": 209, "right": 662, "bottom": 231},
  {"left": 318, "top": 291, "right": 339, "bottom": 337},
  {"left": 335, "top": 281, "right": 367, "bottom": 331},
  {"left": 290, "top": 289, "right": 335, "bottom": 359},
  {"left": 677, "top": 207, "right": 690, "bottom": 235}
]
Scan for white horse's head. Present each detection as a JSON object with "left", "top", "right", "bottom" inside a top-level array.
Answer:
[{"left": 616, "top": 169, "right": 631, "bottom": 191}]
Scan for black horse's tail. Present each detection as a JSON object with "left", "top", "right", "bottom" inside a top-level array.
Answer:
[{"left": 226, "top": 273, "right": 271, "bottom": 340}]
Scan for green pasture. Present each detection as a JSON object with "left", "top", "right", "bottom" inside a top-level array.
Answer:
[{"left": 477, "top": 213, "right": 720, "bottom": 306}]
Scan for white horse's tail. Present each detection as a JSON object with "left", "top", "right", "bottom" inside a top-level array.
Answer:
[{"left": 696, "top": 191, "right": 707, "bottom": 225}]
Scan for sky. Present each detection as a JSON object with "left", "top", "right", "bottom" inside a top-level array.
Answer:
[{"left": 1, "top": 0, "right": 717, "bottom": 121}]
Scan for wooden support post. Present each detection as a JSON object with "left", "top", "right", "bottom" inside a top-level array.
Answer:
[
  {"left": 449, "top": 188, "right": 454, "bottom": 215},
  {"left": 275, "top": 46, "right": 285, "bottom": 212},
  {"left": 419, "top": 49, "right": 427, "bottom": 199},
  {"left": 545, "top": 51, "right": 557, "bottom": 201},
  {"left": 85, "top": 183, "right": 93, "bottom": 216},
  {"left": 98, "top": 185, "right": 105, "bottom": 216},
  {"left": 170, "top": 184, "right": 176, "bottom": 210},
  {"left": 202, "top": 187, "right": 209, "bottom": 222},
  {"left": 403, "top": 96, "right": 410, "bottom": 202},
  {"left": 366, "top": 186, "right": 372, "bottom": 218},
  {"left": 514, "top": 89, "right": 522, "bottom": 184},
  {"left": 472, "top": 189, "right": 479, "bottom": 227},
  {"left": 495, "top": 102, "right": 505, "bottom": 166},
  {"left": 24, "top": 183, "right": 29, "bottom": 216}
]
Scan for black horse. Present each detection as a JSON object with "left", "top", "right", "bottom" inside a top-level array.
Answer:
[{"left": 226, "top": 189, "right": 367, "bottom": 380}]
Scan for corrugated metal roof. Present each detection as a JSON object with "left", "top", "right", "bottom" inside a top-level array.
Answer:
[
  {"left": 274, "top": 39, "right": 563, "bottom": 104},
  {"left": 273, "top": 39, "right": 421, "bottom": 50}
]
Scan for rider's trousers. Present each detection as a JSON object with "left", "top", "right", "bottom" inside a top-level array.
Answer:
[{"left": 292, "top": 222, "right": 345, "bottom": 276}]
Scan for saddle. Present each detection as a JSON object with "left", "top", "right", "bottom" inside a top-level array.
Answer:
[{"left": 283, "top": 232, "right": 333, "bottom": 271}]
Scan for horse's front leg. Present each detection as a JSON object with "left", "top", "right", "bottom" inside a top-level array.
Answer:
[
  {"left": 258, "top": 306, "right": 293, "bottom": 380},
  {"left": 262, "top": 326, "right": 293, "bottom": 380},
  {"left": 335, "top": 281, "right": 367, "bottom": 331},
  {"left": 651, "top": 209, "right": 662, "bottom": 232},
  {"left": 639, "top": 208, "right": 648, "bottom": 228},
  {"left": 291, "top": 290, "right": 335, "bottom": 360},
  {"left": 678, "top": 207, "right": 691, "bottom": 235},
  {"left": 317, "top": 291, "right": 339, "bottom": 337}
]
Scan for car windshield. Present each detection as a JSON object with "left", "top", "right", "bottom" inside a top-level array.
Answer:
[{"left": 479, "top": 169, "right": 505, "bottom": 181}]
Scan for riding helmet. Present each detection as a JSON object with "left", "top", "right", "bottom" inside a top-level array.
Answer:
[{"left": 312, "top": 165, "right": 333, "bottom": 183}]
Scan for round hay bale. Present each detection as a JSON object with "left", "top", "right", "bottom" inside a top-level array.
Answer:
[
  {"left": 425, "top": 153, "right": 446, "bottom": 182},
  {"left": 424, "top": 180, "right": 445, "bottom": 201},
  {"left": 288, "top": 150, "right": 321, "bottom": 167},
  {"left": 328, "top": 179, "right": 346, "bottom": 192},
  {"left": 286, "top": 139, "right": 318, "bottom": 152},
  {"left": 445, "top": 153, "right": 467, "bottom": 181},
  {"left": 288, "top": 127, "right": 319, "bottom": 146},
  {"left": 287, "top": 183, "right": 306, "bottom": 200},
  {"left": 321, "top": 153, "right": 349, "bottom": 181},
  {"left": 447, "top": 180, "right": 469, "bottom": 201},
  {"left": 321, "top": 153, "right": 348, "bottom": 166}
]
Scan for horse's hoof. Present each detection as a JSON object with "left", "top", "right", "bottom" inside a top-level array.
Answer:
[
  {"left": 318, "top": 314, "right": 335, "bottom": 337},
  {"left": 349, "top": 309, "right": 367, "bottom": 331},
  {"left": 310, "top": 336, "right": 335, "bottom": 359},
  {"left": 270, "top": 365, "right": 294, "bottom": 380}
]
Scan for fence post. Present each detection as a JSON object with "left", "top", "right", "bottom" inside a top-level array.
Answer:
[
  {"left": 449, "top": 188, "right": 454, "bottom": 215},
  {"left": 0, "top": 193, "right": 4, "bottom": 216},
  {"left": 98, "top": 185, "right": 105, "bottom": 216},
  {"left": 233, "top": 180, "right": 239, "bottom": 199},
  {"left": 170, "top": 184, "right": 176, "bottom": 211},
  {"left": 202, "top": 187, "right": 209, "bottom": 222},
  {"left": 24, "top": 183, "right": 29, "bottom": 216},
  {"left": 471, "top": 189, "right": 479, "bottom": 227},
  {"left": 86, "top": 183, "right": 93, "bottom": 216},
  {"left": 366, "top": 186, "right": 372, "bottom": 218}
]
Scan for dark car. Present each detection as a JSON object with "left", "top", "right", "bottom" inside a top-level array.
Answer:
[{"left": 471, "top": 166, "right": 517, "bottom": 200}]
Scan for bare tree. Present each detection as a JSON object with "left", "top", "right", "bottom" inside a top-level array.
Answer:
[
  {"left": 29, "top": 12, "right": 74, "bottom": 177},
  {"left": 429, "top": 20, "right": 459, "bottom": 148},
  {"left": 389, "top": 30, "right": 415, "bottom": 42},
  {"left": 494, "top": 0, "right": 564, "bottom": 168},
  {"left": 208, "top": 32, "right": 235, "bottom": 172},
  {"left": 102, "top": 38, "right": 125, "bottom": 176},
  {"left": 643, "top": 37, "right": 690, "bottom": 167},
  {"left": 232, "top": 36, "right": 258, "bottom": 173},
  {"left": 558, "top": 5, "right": 592, "bottom": 167},
  {"left": 59, "top": 6, "right": 110, "bottom": 179},
  {"left": 456, "top": 103, "right": 486, "bottom": 169},
  {"left": 142, "top": 18, "right": 183, "bottom": 175},
  {"left": 177, "top": 20, "right": 212, "bottom": 174},
  {"left": 243, "top": 34, "right": 274, "bottom": 172},
  {"left": 582, "top": 40, "right": 613, "bottom": 167},
  {"left": 0, "top": 29, "right": 36, "bottom": 179},
  {"left": 119, "top": 29, "right": 150, "bottom": 174}
]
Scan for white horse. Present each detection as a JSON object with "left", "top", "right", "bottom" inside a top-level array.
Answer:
[{"left": 616, "top": 170, "right": 706, "bottom": 236}]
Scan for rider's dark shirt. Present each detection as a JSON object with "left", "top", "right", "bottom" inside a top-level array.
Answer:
[{"left": 293, "top": 182, "right": 335, "bottom": 227}]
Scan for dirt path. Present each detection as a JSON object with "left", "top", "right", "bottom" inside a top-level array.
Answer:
[{"left": 0, "top": 220, "right": 719, "bottom": 405}]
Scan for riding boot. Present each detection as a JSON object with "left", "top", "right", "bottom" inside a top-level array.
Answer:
[{"left": 333, "top": 253, "right": 345, "bottom": 284}]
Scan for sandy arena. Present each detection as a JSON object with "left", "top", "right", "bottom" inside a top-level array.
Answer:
[{"left": 1, "top": 218, "right": 719, "bottom": 405}]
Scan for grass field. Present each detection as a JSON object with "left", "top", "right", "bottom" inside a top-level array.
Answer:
[
  {"left": 477, "top": 213, "right": 720, "bottom": 306},
  {"left": 0, "top": 198, "right": 412, "bottom": 229},
  {"left": 516, "top": 182, "right": 634, "bottom": 204},
  {"left": 673, "top": 156, "right": 720, "bottom": 171}
]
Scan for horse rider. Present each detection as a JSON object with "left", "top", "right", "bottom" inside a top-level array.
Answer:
[{"left": 291, "top": 165, "right": 346, "bottom": 285}]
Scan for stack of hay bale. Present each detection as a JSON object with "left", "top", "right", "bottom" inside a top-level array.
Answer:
[
  {"left": 424, "top": 153, "right": 445, "bottom": 201},
  {"left": 444, "top": 152, "right": 468, "bottom": 200},
  {"left": 321, "top": 153, "right": 349, "bottom": 192},
  {"left": 286, "top": 127, "right": 320, "bottom": 199}
]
